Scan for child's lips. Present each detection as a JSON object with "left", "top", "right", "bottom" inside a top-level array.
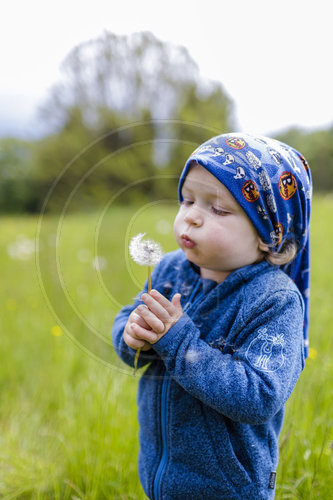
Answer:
[{"left": 181, "top": 234, "right": 196, "bottom": 249}]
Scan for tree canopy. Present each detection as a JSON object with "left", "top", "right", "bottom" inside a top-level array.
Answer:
[{"left": 0, "top": 31, "right": 331, "bottom": 213}]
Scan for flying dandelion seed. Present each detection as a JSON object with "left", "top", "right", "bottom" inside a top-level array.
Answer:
[
  {"left": 92, "top": 256, "right": 107, "bottom": 271},
  {"left": 77, "top": 248, "right": 91, "bottom": 263},
  {"left": 156, "top": 219, "right": 171, "bottom": 235},
  {"left": 129, "top": 233, "right": 163, "bottom": 375},
  {"left": 7, "top": 235, "right": 36, "bottom": 260}
]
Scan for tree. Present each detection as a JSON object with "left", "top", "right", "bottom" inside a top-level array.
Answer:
[
  {"left": 32, "top": 30, "right": 235, "bottom": 212},
  {"left": 0, "top": 138, "right": 41, "bottom": 212},
  {"left": 39, "top": 31, "right": 214, "bottom": 132},
  {"left": 275, "top": 126, "right": 333, "bottom": 192}
]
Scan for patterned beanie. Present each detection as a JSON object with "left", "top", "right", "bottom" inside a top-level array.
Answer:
[{"left": 178, "top": 132, "right": 312, "bottom": 358}]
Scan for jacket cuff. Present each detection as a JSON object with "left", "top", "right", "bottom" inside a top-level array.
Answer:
[{"left": 153, "top": 313, "right": 196, "bottom": 359}]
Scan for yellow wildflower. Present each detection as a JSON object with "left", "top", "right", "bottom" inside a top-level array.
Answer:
[
  {"left": 51, "top": 325, "right": 63, "bottom": 337},
  {"left": 308, "top": 347, "right": 317, "bottom": 360}
]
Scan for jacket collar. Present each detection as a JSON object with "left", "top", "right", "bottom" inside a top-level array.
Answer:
[{"left": 187, "top": 257, "right": 271, "bottom": 291}]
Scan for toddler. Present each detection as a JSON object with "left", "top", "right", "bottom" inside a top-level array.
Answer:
[{"left": 112, "top": 132, "right": 312, "bottom": 499}]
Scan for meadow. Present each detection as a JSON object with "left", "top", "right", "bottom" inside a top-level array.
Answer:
[{"left": 0, "top": 196, "right": 332, "bottom": 499}]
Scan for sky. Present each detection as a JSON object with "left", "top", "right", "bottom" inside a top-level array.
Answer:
[{"left": 1, "top": 0, "right": 332, "bottom": 139}]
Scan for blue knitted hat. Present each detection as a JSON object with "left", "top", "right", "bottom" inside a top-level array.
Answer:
[{"left": 178, "top": 132, "right": 312, "bottom": 358}]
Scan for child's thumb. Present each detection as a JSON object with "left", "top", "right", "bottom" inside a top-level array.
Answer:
[{"left": 172, "top": 293, "right": 182, "bottom": 307}]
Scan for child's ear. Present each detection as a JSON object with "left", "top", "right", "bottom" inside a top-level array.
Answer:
[{"left": 258, "top": 238, "right": 270, "bottom": 253}]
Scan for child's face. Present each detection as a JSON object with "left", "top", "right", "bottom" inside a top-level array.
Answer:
[{"left": 174, "top": 164, "right": 266, "bottom": 282}]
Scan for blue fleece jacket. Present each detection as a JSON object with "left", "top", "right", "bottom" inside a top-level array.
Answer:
[{"left": 112, "top": 249, "right": 305, "bottom": 499}]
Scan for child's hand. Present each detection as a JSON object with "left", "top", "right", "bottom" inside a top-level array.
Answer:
[
  {"left": 135, "top": 289, "right": 183, "bottom": 341},
  {"left": 123, "top": 309, "right": 156, "bottom": 351}
]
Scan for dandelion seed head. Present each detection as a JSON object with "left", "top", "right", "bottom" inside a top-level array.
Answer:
[{"left": 129, "top": 233, "right": 163, "bottom": 266}]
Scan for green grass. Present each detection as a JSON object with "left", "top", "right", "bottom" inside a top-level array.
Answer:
[{"left": 0, "top": 197, "right": 332, "bottom": 498}]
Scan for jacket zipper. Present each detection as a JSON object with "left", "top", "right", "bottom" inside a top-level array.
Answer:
[
  {"left": 152, "top": 278, "right": 201, "bottom": 499},
  {"left": 183, "top": 279, "right": 201, "bottom": 313},
  {"left": 153, "top": 371, "right": 169, "bottom": 500}
]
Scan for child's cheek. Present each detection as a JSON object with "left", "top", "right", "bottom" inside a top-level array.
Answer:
[{"left": 173, "top": 213, "right": 182, "bottom": 241}]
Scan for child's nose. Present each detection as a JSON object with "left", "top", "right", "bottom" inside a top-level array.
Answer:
[{"left": 184, "top": 205, "right": 203, "bottom": 226}]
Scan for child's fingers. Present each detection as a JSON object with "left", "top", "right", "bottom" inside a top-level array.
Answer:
[
  {"left": 142, "top": 290, "right": 182, "bottom": 317},
  {"left": 141, "top": 293, "right": 170, "bottom": 321},
  {"left": 130, "top": 322, "right": 159, "bottom": 343},
  {"left": 136, "top": 305, "right": 165, "bottom": 334},
  {"left": 171, "top": 293, "right": 182, "bottom": 308},
  {"left": 123, "top": 331, "right": 146, "bottom": 349},
  {"left": 149, "top": 290, "right": 175, "bottom": 313},
  {"left": 131, "top": 311, "right": 151, "bottom": 330},
  {"left": 123, "top": 329, "right": 152, "bottom": 351}
]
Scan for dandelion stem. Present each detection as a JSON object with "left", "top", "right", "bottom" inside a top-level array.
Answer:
[
  {"left": 129, "top": 233, "right": 163, "bottom": 377},
  {"left": 133, "top": 349, "right": 140, "bottom": 376},
  {"left": 133, "top": 265, "right": 152, "bottom": 376},
  {"left": 148, "top": 266, "right": 151, "bottom": 292}
]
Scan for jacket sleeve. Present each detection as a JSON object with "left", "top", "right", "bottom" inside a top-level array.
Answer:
[{"left": 152, "top": 290, "right": 305, "bottom": 425}]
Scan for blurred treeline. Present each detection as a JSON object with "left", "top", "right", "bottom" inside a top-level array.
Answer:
[{"left": 0, "top": 31, "right": 331, "bottom": 214}]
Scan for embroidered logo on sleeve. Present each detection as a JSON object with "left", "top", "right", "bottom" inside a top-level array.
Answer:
[{"left": 246, "top": 328, "right": 285, "bottom": 372}]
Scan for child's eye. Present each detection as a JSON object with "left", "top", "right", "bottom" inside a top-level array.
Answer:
[
  {"left": 182, "top": 200, "right": 194, "bottom": 206},
  {"left": 211, "top": 206, "right": 229, "bottom": 216}
]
